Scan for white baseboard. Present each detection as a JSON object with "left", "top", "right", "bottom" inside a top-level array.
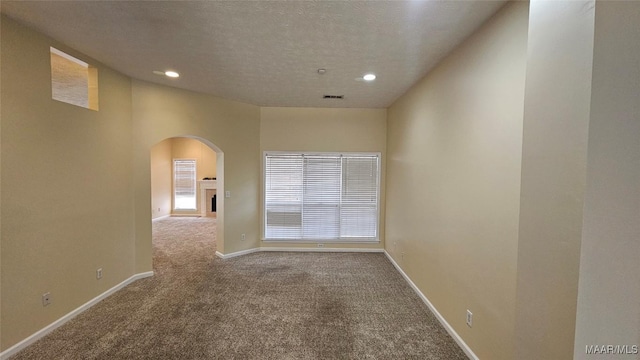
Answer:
[
  {"left": 215, "top": 248, "right": 260, "bottom": 259},
  {"left": 152, "top": 215, "right": 170, "bottom": 221},
  {"left": 215, "top": 247, "right": 384, "bottom": 259},
  {"left": 261, "top": 247, "right": 384, "bottom": 253},
  {"left": 0, "top": 271, "right": 154, "bottom": 360},
  {"left": 383, "top": 251, "right": 478, "bottom": 360}
]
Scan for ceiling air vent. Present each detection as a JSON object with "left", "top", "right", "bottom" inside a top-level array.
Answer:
[{"left": 323, "top": 95, "right": 344, "bottom": 99}]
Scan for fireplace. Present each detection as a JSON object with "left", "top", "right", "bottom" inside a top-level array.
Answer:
[{"left": 198, "top": 180, "right": 217, "bottom": 217}]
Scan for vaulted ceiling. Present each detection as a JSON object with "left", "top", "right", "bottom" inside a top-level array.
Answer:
[{"left": 1, "top": 1, "right": 507, "bottom": 108}]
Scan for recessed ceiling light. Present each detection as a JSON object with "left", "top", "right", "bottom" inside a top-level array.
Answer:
[
  {"left": 165, "top": 71, "right": 180, "bottom": 78},
  {"left": 363, "top": 73, "right": 376, "bottom": 81}
]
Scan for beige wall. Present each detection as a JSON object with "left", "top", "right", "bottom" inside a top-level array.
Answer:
[
  {"left": 132, "top": 79, "right": 260, "bottom": 264},
  {"left": 170, "top": 137, "right": 217, "bottom": 215},
  {"left": 574, "top": 1, "right": 640, "bottom": 357},
  {"left": 260, "top": 107, "right": 387, "bottom": 249},
  {"left": 0, "top": 14, "right": 2, "bottom": 356},
  {"left": 515, "top": 2, "right": 595, "bottom": 359},
  {"left": 150, "top": 138, "right": 172, "bottom": 219},
  {"left": 171, "top": 137, "right": 217, "bottom": 181},
  {"left": 1, "top": 17, "right": 135, "bottom": 350},
  {"left": 385, "top": 3, "right": 528, "bottom": 359}
]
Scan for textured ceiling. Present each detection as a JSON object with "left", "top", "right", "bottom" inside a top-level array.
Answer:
[{"left": 1, "top": 1, "right": 507, "bottom": 108}]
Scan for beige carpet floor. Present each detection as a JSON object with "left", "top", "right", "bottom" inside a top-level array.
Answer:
[{"left": 11, "top": 216, "right": 467, "bottom": 359}]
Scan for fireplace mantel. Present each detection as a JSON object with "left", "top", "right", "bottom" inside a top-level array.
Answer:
[{"left": 198, "top": 180, "right": 217, "bottom": 217}]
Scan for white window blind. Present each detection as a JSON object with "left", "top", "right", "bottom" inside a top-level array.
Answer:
[
  {"left": 174, "top": 159, "right": 196, "bottom": 210},
  {"left": 341, "top": 156, "right": 379, "bottom": 238},
  {"left": 264, "top": 153, "right": 379, "bottom": 241}
]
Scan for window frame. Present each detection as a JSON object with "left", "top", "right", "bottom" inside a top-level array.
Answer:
[
  {"left": 50, "top": 47, "right": 99, "bottom": 111},
  {"left": 262, "top": 151, "right": 381, "bottom": 243},
  {"left": 173, "top": 158, "right": 197, "bottom": 211}
]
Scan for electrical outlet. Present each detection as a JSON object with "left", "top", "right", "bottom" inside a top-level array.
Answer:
[
  {"left": 96, "top": 268, "right": 103, "bottom": 279},
  {"left": 42, "top": 292, "right": 51, "bottom": 306},
  {"left": 317, "top": 243, "right": 324, "bottom": 248},
  {"left": 466, "top": 310, "right": 473, "bottom": 327},
  {"left": 225, "top": 191, "right": 231, "bottom": 198},
  {"left": 241, "top": 233, "right": 246, "bottom": 241},
  {"left": 401, "top": 252, "right": 405, "bottom": 260}
]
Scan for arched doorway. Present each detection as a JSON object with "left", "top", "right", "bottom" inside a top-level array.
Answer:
[{"left": 149, "top": 136, "right": 224, "bottom": 267}]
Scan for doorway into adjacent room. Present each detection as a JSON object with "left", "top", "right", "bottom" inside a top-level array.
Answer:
[{"left": 150, "top": 136, "right": 223, "bottom": 271}]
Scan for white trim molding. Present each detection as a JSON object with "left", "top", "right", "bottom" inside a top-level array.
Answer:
[
  {"left": 215, "top": 247, "right": 384, "bottom": 259},
  {"left": 383, "top": 251, "right": 478, "bottom": 360},
  {"left": 215, "top": 248, "right": 260, "bottom": 259},
  {"left": 152, "top": 215, "right": 170, "bottom": 222},
  {"left": 0, "top": 271, "right": 154, "bottom": 360},
  {"left": 261, "top": 247, "right": 384, "bottom": 253}
]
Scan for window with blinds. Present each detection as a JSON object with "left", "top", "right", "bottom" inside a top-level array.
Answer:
[
  {"left": 174, "top": 159, "right": 197, "bottom": 210},
  {"left": 264, "top": 152, "right": 380, "bottom": 241}
]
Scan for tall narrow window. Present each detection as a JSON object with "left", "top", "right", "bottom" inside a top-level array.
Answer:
[
  {"left": 174, "top": 159, "right": 196, "bottom": 210},
  {"left": 264, "top": 152, "right": 380, "bottom": 241},
  {"left": 50, "top": 47, "right": 99, "bottom": 110}
]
